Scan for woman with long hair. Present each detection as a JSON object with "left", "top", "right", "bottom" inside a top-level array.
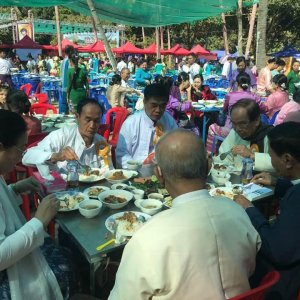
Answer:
[
  {"left": 67, "top": 53, "right": 88, "bottom": 112},
  {"left": 190, "top": 74, "right": 216, "bottom": 101}
]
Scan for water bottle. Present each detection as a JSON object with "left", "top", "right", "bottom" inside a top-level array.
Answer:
[
  {"left": 66, "top": 160, "right": 79, "bottom": 188},
  {"left": 241, "top": 158, "right": 254, "bottom": 185}
]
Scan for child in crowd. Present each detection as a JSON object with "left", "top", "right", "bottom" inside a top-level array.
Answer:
[{"left": 0, "top": 84, "right": 10, "bottom": 109}]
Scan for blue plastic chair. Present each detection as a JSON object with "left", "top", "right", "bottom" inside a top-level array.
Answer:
[
  {"left": 97, "top": 93, "right": 111, "bottom": 123},
  {"left": 211, "top": 135, "right": 225, "bottom": 155}
]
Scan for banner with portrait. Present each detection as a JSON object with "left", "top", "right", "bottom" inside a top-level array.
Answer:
[{"left": 17, "top": 23, "right": 34, "bottom": 41}]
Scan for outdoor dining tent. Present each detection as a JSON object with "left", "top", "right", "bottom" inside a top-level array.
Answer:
[
  {"left": 267, "top": 45, "right": 300, "bottom": 58},
  {"left": 12, "top": 36, "right": 42, "bottom": 60},
  {"left": 190, "top": 44, "right": 217, "bottom": 60},
  {"left": 161, "top": 44, "right": 181, "bottom": 55},
  {"left": 141, "top": 43, "right": 157, "bottom": 55},
  {"left": 77, "top": 40, "right": 105, "bottom": 53},
  {"left": 112, "top": 41, "right": 144, "bottom": 55},
  {"left": 173, "top": 46, "right": 190, "bottom": 56}
]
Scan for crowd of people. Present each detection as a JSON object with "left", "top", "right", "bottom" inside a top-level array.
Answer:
[{"left": 0, "top": 42, "right": 300, "bottom": 299}]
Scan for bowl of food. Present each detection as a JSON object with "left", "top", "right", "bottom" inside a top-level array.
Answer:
[
  {"left": 79, "top": 200, "right": 102, "bottom": 218},
  {"left": 139, "top": 199, "right": 163, "bottom": 215},
  {"left": 98, "top": 190, "right": 133, "bottom": 209},
  {"left": 211, "top": 172, "right": 231, "bottom": 185},
  {"left": 132, "top": 189, "right": 145, "bottom": 200},
  {"left": 105, "top": 169, "right": 132, "bottom": 184},
  {"left": 111, "top": 183, "right": 129, "bottom": 190},
  {"left": 147, "top": 193, "right": 164, "bottom": 202},
  {"left": 127, "top": 160, "right": 142, "bottom": 171},
  {"left": 83, "top": 186, "right": 110, "bottom": 199},
  {"left": 211, "top": 163, "right": 228, "bottom": 177}
]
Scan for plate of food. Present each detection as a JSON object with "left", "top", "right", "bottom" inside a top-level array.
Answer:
[
  {"left": 83, "top": 185, "right": 110, "bottom": 198},
  {"left": 209, "top": 185, "right": 243, "bottom": 200},
  {"left": 98, "top": 189, "right": 133, "bottom": 209},
  {"left": 111, "top": 183, "right": 136, "bottom": 192},
  {"left": 105, "top": 211, "right": 151, "bottom": 236},
  {"left": 104, "top": 169, "right": 133, "bottom": 184},
  {"left": 79, "top": 168, "right": 106, "bottom": 183},
  {"left": 56, "top": 191, "right": 88, "bottom": 211}
]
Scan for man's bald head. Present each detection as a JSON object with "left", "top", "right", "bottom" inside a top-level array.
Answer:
[
  {"left": 155, "top": 129, "right": 207, "bottom": 180},
  {"left": 121, "top": 68, "right": 130, "bottom": 81}
]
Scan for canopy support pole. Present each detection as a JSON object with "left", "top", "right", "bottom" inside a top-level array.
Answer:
[
  {"left": 221, "top": 13, "right": 229, "bottom": 55},
  {"left": 156, "top": 27, "right": 161, "bottom": 59},
  {"left": 245, "top": 3, "right": 257, "bottom": 59},
  {"left": 91, "top": 16, "right": 98, "bottom": 42},
  {"left": 167, "top": 26, "right": 171, "bottom": 67},
  {"left": 54, "top": 6, "right": 62, "bottom": 56},
  {"left": 86, "top": 0, "right": 117, "bottom": 71}
]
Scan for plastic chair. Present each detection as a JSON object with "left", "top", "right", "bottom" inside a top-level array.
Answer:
[
  {"left": 98, "top": 124, "right": 110, "bottom": 141},
  {"left": 20, "top": 83, "right": 32, "bottom": 96},
  {"left": 30, "top": 103, "right": 58, "bottom": 115},
  {"left": 229, "top": 271, "right": 280, "bottom": 300},
  {"left": 33, "top": 93, "right": 49, "bottom": 104},
  {"left": 105, "top": 107, "right": 129, "bottom": 166}
]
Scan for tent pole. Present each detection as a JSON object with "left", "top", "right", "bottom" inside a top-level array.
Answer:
[
  {"left": 86, "top": 0, "right": 117, "bottom": 71},
  {"left": 245, "top": 3, "right": 257, "bottom": 59},
  {"left": 156, "top": 27, "right": 161, "bottom": 59},
  {"left": 167, "top": 26, "right": 171, "bottom": 67},
  {"left": 221, "top": 13, "right": 229, "bottom": 55},
  {"left": 54, "top": 6, "right": 62, "bottom": 56},
  {"left": 237, "top": 0, "right": 243, "bottom": 56},
  {"left": 91, "top": 16, "right": 98, "bottom": 42}
]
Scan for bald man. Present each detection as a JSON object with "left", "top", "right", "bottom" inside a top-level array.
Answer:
[{"left": 109, "top": 129, "right": 261, "bottom": 300}]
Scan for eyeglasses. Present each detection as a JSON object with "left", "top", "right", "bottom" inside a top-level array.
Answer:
[{"left": 231, "top": 120, "right": 251, "bottom": 130}]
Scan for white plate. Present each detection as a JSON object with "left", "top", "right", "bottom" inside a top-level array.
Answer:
[
  {"left": 105, "top": 211, "right": 151, "bottom": 236},
  {"left": 209, "top": 187, "right": 242, "bottom": 200},
  {"left": 79, "top": 168, "right": 106, "bottom": 183},
  {"left": 105, "top": 169, "right": 134, "bottom": 184},
  {"left": 56, "top": 191, "right": 89, "bottom": 212},
  {"left": 83, "top": 185, "right": 110, "bottom": 198}
]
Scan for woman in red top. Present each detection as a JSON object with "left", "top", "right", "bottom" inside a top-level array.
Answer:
[
  {"left": 6, "top": 90, "right": 42, "bottom": 135},
  {"left": 190, "top": 74, "right": 216, "bottom": 101}
]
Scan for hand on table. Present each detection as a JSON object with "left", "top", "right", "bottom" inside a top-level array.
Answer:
[
  {"left": 234, "top": 194, "right": 254, "bottom": 209},
  {"left": 35, "top": 194, "right": 59, "bottom": 228},
  {"left": 51, "top": 146, "right": 78, "bottom": 163},
  {"left": 231, "top": 145, "right": 254, "bottom": 159},
  {"left": 12, "top": 177, "right": 44, "bottom": 195},
  {"left": 251, "top": 172, "right": 274, "bottom": 186}
]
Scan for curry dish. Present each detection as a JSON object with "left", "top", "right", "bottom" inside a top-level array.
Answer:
[{"left": 109, "top": 171, "right": 127, "bottom": 180}]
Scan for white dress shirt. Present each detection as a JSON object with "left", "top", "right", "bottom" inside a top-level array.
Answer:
[
  {"left": 109, "top": 189, "right": 261, "bottom": 300},
  {"left": 0, "top": 58, "right": 11, "bottom": 75},
  {"left": 117, "top": 60, "right": 127, "bottom": 73},
  {"left": 182, "top": 63, "right": 200, "bottom": 83},
  {"left": 116, "top": 110, "right": 177, "bottom": 168},
  {"left": 22, "top": 124, "right": 113, "bottom": 172}
]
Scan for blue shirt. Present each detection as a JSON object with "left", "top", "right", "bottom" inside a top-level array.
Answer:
[
  {"left": 116, "top": 110, "right": 177, "bottom": 167},
  {"left": 135, "top": 68, "right": 152, "bottom": 86}
]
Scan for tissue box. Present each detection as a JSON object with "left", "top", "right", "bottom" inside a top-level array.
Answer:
[
  {"left": 243, "top": 183, "right": 274, "bottom": 201},
  {"left": 33, "top": 171, "right": 67, "bottom": 194}
]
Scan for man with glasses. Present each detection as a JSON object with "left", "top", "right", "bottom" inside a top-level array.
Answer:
[
  {"left": 182, "top": 53, "right": 201, "bottom": 83},
  {"left": 116, "top": 84, "right": 177, "bottom": 169},
  {"left": 110, "top": 129, "right": 261, "bottom": 299},
  {"left": 219, "top": 99, "right": 273, "bottom": 171},
  {"left": 23, "top": 98, "right": 112, "bottom": 172}
]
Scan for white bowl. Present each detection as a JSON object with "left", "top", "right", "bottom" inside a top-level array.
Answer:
[
  {"left": 79, "top": 200, "right": 102, "bottom": 218},
  {"left": 98, "top": 189, "right": 133, "bottom": 209},
  {"left": 147, "top": 193, "right": 164, "bottom": 202},
  {"left": 211, "top": 172, "right": 231, "bottom": 185},
  {"left": 139, "top": 199, "right": 162, "bottom": 215},
  {"left": 127, "top": 160, "right": 142, "bottom": 171},
  {"left": 132, "top": 189, "right": 145, "bottom": 200},
  {"left": 111, "top": 183, "right": 129, "bottom": 190},
  {"left": 105, "top": 169, "right": 132, "bottom": 184}
]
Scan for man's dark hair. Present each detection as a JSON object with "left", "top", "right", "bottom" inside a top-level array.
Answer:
[
  {"left": 65, "top": 45, "right": 75, "bottom": 56},
  {"left": 0, "top": 110, "right": 27, "bottom": 148},
  {"left": 76, "top": 97, "right": 102, "bottom": 116},
  {"left": 6, "top": 90, "right": 31, "bottom": 114},
  {"left": 230, "top": 99, "right": 260, "bottom": 122},
  {"left": 293, "top": 90, "right": 300, "bottom": 103},
  {"left": 144, "top": 83, "right": 169, "bottom": 103},
  {"left": 268, "top": 122, "right": 300, "bottom": 162}
]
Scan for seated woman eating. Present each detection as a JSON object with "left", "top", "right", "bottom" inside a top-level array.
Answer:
[
  {"left": 219, "top": 99, "right": 274, "bottom": 172},
  {"left": 190, "top": 74, "right": 216, "bottom": 101},
  {"left": 0, "top": 110, "right": 74, "bottom": 299}
]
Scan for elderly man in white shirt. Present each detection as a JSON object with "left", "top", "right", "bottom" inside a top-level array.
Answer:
[
  {"left": 116, "top": 83, "right": 177, "bottom": 169},
  {"left": 182, "top": 53, "right": 200, "bottom": 83},
  {"left": 110, "top": 129, "right": 261, "bottom": 300},
  {"left": 22, "top": 98, "right": 113, "bottom": 173},
  {"left": 117, "top": 57, "right": 127, "bottom": 73}
]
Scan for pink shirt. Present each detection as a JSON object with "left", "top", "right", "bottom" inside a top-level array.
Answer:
[
  {"left": 257, "top": 67, "right": 272, "bottom": 94},
  {"left": 274, "top": 101, "right": 300, "bottom": 125},
  {"left": 264, "top": 89, "right": 288, "bottom": 118}
]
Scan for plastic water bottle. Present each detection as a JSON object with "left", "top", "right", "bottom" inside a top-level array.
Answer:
[
  {"left": 241, "top": 158, "right": 254, "bottom": 185},
  {"left": 66, "top": 161, "right": 79, "bottom": 188}
]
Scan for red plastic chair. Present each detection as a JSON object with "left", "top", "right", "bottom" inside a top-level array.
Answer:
[
  {"left": 20, "top": 83, "right": 32, "bottom": 96},
  {"left": 105, "top": 107, "right": 129, "bottom": 167},
  {"left": 33, "top": 93, "right": 49, "bottom": 104},
  {"left": 229, "top": 271, "right": 280, "bottom": 300},
  {"left": 30, "top": 103, "right": 58, "bottom": 115},
  {"left": 98, "top": 124, "right": 110, "bottom": 141}
]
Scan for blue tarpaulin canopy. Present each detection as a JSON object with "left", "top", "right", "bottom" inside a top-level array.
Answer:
[{"left": 267, "top": 45, "right": 300, "bottom": 58}]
